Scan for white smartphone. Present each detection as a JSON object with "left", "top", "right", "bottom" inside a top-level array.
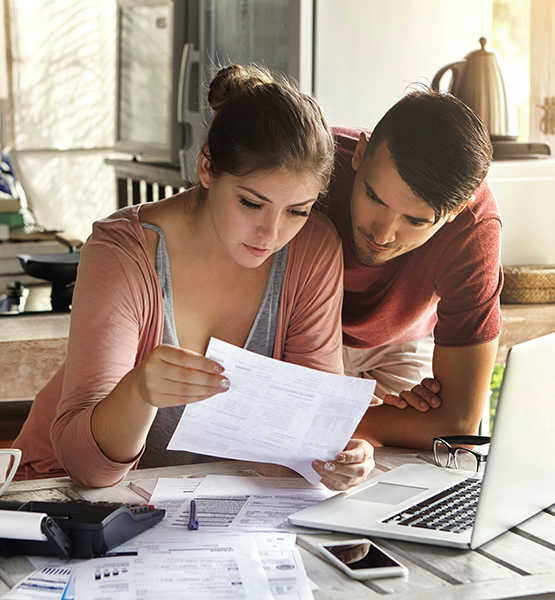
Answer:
[{"left": 318, "top": 539, "right": 408, "bottom": 580}]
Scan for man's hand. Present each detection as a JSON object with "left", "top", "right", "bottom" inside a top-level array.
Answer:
[
  {"left": 355, "top": 340, "right": 498, "bottom": 450},
  {"left": 382, "top": 378, "right": 442, "bottom": 412}
]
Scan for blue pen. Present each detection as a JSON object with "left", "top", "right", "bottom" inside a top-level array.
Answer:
[{"left": 188, "top": 499, "right": 199, "bottom": 530}]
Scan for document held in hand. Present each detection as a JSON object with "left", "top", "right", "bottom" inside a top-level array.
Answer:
[{"left": 167, "top": 338, "right": 376, "bottom": 484}]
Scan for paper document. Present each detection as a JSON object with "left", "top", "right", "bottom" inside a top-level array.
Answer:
[
  {"left": 102, "top": 530, "right": 310, "bottom": 600},
  {"left": 1, "top": 560, "right": 75, "bottom": 600},
  {"left": 167, "top": 338, "right": 376, "bottom": 484},
  {"left": 146, "top": 476, "right": 202, "bottom": 522},
  {"left": 73, "top": 535, "right": 273, "bottom": 600},
  {"left": 3, "top": 532, "right": 313, "bottom": 600},
  {"left": 150, "top": 475, "right": 337, "bottom": 532}
]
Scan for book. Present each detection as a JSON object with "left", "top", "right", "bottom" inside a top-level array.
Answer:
[{"left": 0, "top": 194, "right": 21, "bottom": 214}]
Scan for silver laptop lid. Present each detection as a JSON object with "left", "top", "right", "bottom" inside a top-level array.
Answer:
[{"left": 471, "top": 332, "right": 555, "bottom": 548}]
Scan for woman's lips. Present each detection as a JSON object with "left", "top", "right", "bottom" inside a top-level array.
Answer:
[{"left": 244, "top": 244, "right": 272, "bottom": 257}]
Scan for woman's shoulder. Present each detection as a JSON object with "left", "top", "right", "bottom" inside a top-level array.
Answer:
[
  {"left": 90, "top": 204, "right": 142, "bottom": 239},
  {"left": 81, "top": 205, "right": 151, "bottom": 273},
  {"left": 287, "top": 211, "right": 343, "bottom": 280},
  {"left": 295, "top": 210, "right": 341, "bottom": 250},
  {"left": 81, "top": 205, "right": 143, "bottom": 255}
]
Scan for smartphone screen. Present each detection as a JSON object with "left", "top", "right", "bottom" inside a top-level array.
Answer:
[{"left": 322, "top": 541, "right": 400, "bottom": 570}]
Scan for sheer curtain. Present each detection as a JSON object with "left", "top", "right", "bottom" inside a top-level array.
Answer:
[
  {"left": 7, "top": 0, "right": 118, "bottom": 242},
  {"left": 530, "top": 0, "right": 555, "bottom": 144}
]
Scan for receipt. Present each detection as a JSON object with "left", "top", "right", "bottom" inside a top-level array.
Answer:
[
  {"left": 167, "top": 338, "right": 375, "bottom": 484},
  {"left": 0, "top": 510, "right": 48, "bottom": 541}
]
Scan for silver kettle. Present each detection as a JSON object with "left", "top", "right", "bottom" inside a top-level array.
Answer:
[{"left": 431, "top": 37, "right": 519, "bottom": 141}]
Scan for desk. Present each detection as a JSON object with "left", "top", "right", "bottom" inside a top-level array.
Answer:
[{"left": 1, "top": 447, "right": 555, "bottom": 599}]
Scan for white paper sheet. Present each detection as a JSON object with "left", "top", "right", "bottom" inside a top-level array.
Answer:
[
  {"left": 1, "top": 561, "right": 75, "bottom": 600},
  {"left": 146, "top": 477, "right": 202, "bottom": 522},
  {"left": 179, "top": 475, "right": 336, "bottom": 532},
  {"left": 149, "top": 476, "right": 336, "bottom": 532},
  {"left": 115, "top": 530, "right": 313, "bottom": 600},
  {"left": 74, "top": 557, "right": 135, "bottom": 600},
  {"left": 74, "top": 532, "right": 273, "bottom": 600},
  {"left": 167, "top": 338, "right": 376, "bottom": 484}
]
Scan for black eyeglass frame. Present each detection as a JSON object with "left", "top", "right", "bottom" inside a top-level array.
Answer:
[{"left": 433, "top": 435, "right": 491, "bottom": 472}]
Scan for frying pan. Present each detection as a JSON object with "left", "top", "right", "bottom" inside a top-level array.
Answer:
[
  {"left": 17, "top": 232, "right": 82, "bottom": 284},
  {"left": 16, "top": 234, "right": 83, "bottom": 311},
  {"left": 17, "top": 252, "right": 80, "bottom": 285}
]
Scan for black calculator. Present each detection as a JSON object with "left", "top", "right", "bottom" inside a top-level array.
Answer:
[{"left": 0, "top": 500, "right": 165, "bottom": 559}]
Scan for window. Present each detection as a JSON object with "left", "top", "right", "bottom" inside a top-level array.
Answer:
[
  {"left": 492, "top": 0, "right": 531, "bottom": 141},
  {"left": 493, "top": 0, "right": 555, "bottom": 143}
]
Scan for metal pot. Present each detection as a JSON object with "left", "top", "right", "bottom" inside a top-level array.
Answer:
[{"left": 431, "top": 37, "right": 519, "bottom": 141}]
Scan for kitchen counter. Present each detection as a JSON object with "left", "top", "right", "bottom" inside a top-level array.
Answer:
[
  {"left": 0, "top": 312, "right": 70, "bottom": 447},
  {"left": 0, "top": 313, "right": 70, "bottom": 403},
  {"left": 497, "top": 303, "right": 555, "bottom": 362}
]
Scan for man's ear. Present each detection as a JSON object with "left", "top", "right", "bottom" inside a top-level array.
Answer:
[
  {"left": 352, "top": 132, "right": 369, "bottom": 171},
  {"left": 446, "top": 194, "right": 476, "bottom": 223},
  {"left": 197, "top": 145, "right": 213, "bottom": 189}
]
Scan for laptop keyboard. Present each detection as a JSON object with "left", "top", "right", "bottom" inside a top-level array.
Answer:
[{"left": 382, "top": 477, "right": 482, "bottom": 534}]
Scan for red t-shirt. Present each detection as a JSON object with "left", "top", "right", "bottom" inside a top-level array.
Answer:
[{"left": 324, "top": 126, "right": 503, "bottom": 349}]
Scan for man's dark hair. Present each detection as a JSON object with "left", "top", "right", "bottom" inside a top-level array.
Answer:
[{"left": 365, "top": 89, "right": 493, "bottom": 221}]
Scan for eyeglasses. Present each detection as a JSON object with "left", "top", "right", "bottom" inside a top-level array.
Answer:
[
  {"left": 0, "top": 449, "right": 22, "bottom": 497},
  {"left": 433, "top": 436, "right": 490, "bottom": 474}
]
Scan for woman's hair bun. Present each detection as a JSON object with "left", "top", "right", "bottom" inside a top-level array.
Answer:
[
  {"left": 200, "top": 62, "right": 335, "bottom": 194},
  {"left": 207, "top": 64, "right": 275, "bottom": 112}
]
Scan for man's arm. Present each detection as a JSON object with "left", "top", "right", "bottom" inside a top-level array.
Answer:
[{"left": 354, "top": 339, "right": 499, "bottom": 449}]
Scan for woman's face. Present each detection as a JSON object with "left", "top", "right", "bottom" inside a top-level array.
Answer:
[{"left": 199, "top": 159, "right": 322, "bottom": 268}]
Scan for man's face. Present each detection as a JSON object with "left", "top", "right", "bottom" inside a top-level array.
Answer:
[{"left": 349, "top": 136, "right": 469, "bottom": 267}]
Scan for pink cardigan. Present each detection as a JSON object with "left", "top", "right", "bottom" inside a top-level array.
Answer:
[{"left": 14, "top": 205, "right": 344, "bottom": 487}]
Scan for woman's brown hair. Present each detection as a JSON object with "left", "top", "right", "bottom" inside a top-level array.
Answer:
[{"left": 200, "top": 64, "right": 335, "bottom": 194}]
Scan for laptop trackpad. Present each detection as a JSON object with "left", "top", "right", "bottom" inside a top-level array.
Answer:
[{"left": 349, "top": 482, "right": 428, "bottom": 505}]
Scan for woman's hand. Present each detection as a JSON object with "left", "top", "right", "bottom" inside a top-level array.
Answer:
[
  {"left": 313, "top": 438, "right": 375, "bottom": 491},
  {"left": 133, "top": 344, "right": 231, "bottom": 408},
  {"left": 382, "top": 377, "right": 442, "bottom": 412},
  {"left": 90, "top": 344, "right": 230, "bottom": 466}
]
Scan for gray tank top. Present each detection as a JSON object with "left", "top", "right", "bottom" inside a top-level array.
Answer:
[{"left": 138, "top": 222, "right": 288, "bottom": 468}]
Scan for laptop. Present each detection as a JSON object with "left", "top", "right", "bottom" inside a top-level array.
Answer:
[{"left": 289, "top": 332, "right": 555, "bottom": 549}]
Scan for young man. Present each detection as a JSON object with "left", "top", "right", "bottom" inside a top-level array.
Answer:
[{"left": 324, "top": 90, "right": 503, "bottom": 450}]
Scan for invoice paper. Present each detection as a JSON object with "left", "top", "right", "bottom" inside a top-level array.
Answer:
[
  {"left": 1, "top": 560, "right": 75, "bottom": 600},
  {"left": 74, "top": 535, "right": 274, "bottom": 600},
  {"left": 88, "top": 531, "right": 307, "bottom": 600},
  {"left": 150, "top": 475, "right": 337, "bottom": 532},
  {"left": 167, "top": 338, "right": 376, "bottom": 484}
]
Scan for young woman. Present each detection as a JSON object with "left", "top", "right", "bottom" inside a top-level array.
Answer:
[{"left": 14, "top": 65, "right": 374, "bottom": 491}]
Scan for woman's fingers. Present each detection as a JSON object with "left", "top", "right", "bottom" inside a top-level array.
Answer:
[
  {"left": 137, "top": 344, "right": 231, "bottom": 407},
  {"left": 313, "top": 439, "right": 375, "bottom": 491},
  {"left": 157, "top": 344, "right": 225, "bottom": 374}
]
